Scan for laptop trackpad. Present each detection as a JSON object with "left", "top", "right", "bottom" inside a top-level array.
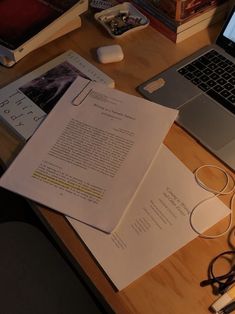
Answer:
[{"left": 177, "top": 94, "right": 235, "bottom": 150}]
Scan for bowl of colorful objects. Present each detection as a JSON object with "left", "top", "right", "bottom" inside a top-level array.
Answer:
[{"left": 95, "top": 2, "right": 149, "bottom": 38}]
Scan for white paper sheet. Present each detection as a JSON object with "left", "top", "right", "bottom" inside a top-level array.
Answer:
[
  {"left": 0, "top": 77, "right": 177, "bottom": 233},
  {"left": 68, "top": 145, "right": 230, "bottom": 290}
]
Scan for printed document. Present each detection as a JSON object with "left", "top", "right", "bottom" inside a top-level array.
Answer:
[
  {"left": 68, "top": 145, "right": 231, "bottom": 290},
  {"left": 0, "top": 76, "right": 178, "bottom": 233}
]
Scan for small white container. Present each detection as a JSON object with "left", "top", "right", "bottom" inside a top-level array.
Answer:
[{"left": 97, "top": 44, "right": 124, "bottom": 64}]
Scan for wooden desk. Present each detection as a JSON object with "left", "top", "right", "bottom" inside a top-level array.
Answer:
[{"left": 1, "top": 13, "right": 234, "bottom": 314}]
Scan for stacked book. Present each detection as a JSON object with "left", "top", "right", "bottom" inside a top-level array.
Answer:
[
  {"left": 131, "top": 0, "right": 229, "bottom": 43},
  {"left": 0, "top": 0, "right": 88, "bottom": 67}
]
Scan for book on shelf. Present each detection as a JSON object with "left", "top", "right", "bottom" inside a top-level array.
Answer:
[
  {"left": 0, "top": 76, "right": 178, "bottom": 234},
  {"left": 0, "top": 0, "right": 88, "bottom": 67},
  {"left": 131, "top": 0, "right": 229, "bottom": 42},
  {"left": 0, "top": 50, "right": 115, "bottom": 141}
]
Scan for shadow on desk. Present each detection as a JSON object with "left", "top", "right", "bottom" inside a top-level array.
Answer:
[{"left": 0, "top": 167, "right": 114, "bottom": 314}]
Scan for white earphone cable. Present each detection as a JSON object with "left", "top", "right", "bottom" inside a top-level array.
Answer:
[{"left": 190, "top": 164, "right": 235, "bottom": 239}]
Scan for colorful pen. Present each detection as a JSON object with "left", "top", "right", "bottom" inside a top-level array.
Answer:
[{"left": 211, "top": 286, "right": 235, "bottom": 313}]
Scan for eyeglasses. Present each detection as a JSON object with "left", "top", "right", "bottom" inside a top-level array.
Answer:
[{"left": 200, "top": 250, "right": 235, "bottom": 295}]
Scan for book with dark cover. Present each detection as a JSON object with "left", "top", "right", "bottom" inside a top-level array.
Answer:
[
  {"left": 0, "top": 0, "right": 88, "bottom": 67},
  {"left": 0, "top": 0, "right": 80, "bottom": 50}
]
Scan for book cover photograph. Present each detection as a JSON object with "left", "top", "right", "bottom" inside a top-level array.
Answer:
[
  {"left": 0, "top": 0, "right": 80, "bottom": 50},
  {"left": 19, "top": 61, "right": 89, "bottom": 114}
]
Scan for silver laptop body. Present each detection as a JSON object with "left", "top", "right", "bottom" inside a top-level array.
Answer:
[{"left": 138, "top": 6, "right": 235, "bottom": 171}]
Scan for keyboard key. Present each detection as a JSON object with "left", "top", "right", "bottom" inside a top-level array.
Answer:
[
  {"left": 178, "top": 68, "right": 187, "bottom": 75},
  {"left": 218, "top": 55, "right": 226, "bottom": 61},
  {"left": 224, "top": 83, "right": 234, "bottom": 91},
  {"left": 210, "top": 73, "right": 220, "bottom": 80},
  {"left": 203, "top": 68, "right": 213, "bottom": 75},
  {"left": 215, "top": 68, "right": 225, "bottom": 75},
  {"left": 217, "top": 78, "right": 227, "bottom": 85},
  {"left": 207, "top": 80, "right": 217, "bottom": 87},
  {"left": 208, "top": 63, "right": 218, "bottom": 70},
  {"left": 194, "top": 70, "right": 203, "bottom": 77},
  {"left": 222, "top": 72, "right": 232, "bottom": 80},
  {"left": 229, "top": 77, "right": 235, "bottom": 84},
  {"left": 200, "top": 75, "right": 210, "bottom": 82},
  {"left": 185, "top": 73, "right": 194, "bottom": 80},
  {"left": 214, "top": 85, "right": 224, "bottom": 92},
  {"left": 192, "top": 78, "right": 201, "bottom": 85},
  {"left": 207, "top": 50, "right": 218, "bottom": 58},
  {"left": 199, "top": 83, "right": 210, "bottom": 91},
  {"left": 199, "top": 56, "right": 211, "bottom": 65},
  {"left": 225, "top": 59, "right": 234, "bottom": 66},
  {"left": 221, "top": 90, "right": 231, "bottom": 98},
  {"left": 225, "top": 66, "right": 234, "bottom": 73},
  {"left": 185, "top": 64, "right": 196, "bottom": 72},
  {"left": 219, "top": 61, "right": 229, "bottom": 68},
  {"left": 192, "top": 60, "right": 205, "bottom": 70},
  {"left": 211, "top": 57, "right": 220, "bottom": 63},
  {"left": 228, "top": 95, "right": 235, "bottom": 103}
]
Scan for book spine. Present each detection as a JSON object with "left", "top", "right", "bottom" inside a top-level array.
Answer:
[
  {"left": 175, "top": 9, "right": 227, "bottom": 43},
  {"left": 131, "top": 0, "right": 179, "bottom": 31},
  {"left": 130, "top": 1, "right": 177, "bottom": 41},
  {"left": 131, "top": 0, "right": 228, "bottom": 43},
  {"left": 131, "top": 0, "right": 228, "bottom": 31},
  {"left": 177, "top": 1, "right": 228, "bottom": 31}
]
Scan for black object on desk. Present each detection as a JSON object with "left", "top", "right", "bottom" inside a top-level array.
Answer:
[
  {"left": 0, "top": 162, "right": 113, "bottom": 314},
  {"left": 0, "top": 221, "right": 113, "bottom": 314}
]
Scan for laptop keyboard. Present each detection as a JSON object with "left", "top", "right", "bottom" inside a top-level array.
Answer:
[{"left": 178, "top": 49, "right": 235, "bottom": 114}]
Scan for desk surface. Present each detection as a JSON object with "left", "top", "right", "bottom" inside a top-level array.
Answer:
[{"left": 1, "top": 11, "right": 235, "bottom": 314}]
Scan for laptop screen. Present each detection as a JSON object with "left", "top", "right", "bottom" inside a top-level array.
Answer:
[
  {"left": 223, "top": 11, "right": 235, "bottom": 42},
  {"left": 216, "top": 6, "right": 235, "bottom": 56}
]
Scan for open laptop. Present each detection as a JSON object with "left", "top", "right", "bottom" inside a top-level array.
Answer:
[{"left": 138, "top": 5, "right": 235, "bottom": 171}]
